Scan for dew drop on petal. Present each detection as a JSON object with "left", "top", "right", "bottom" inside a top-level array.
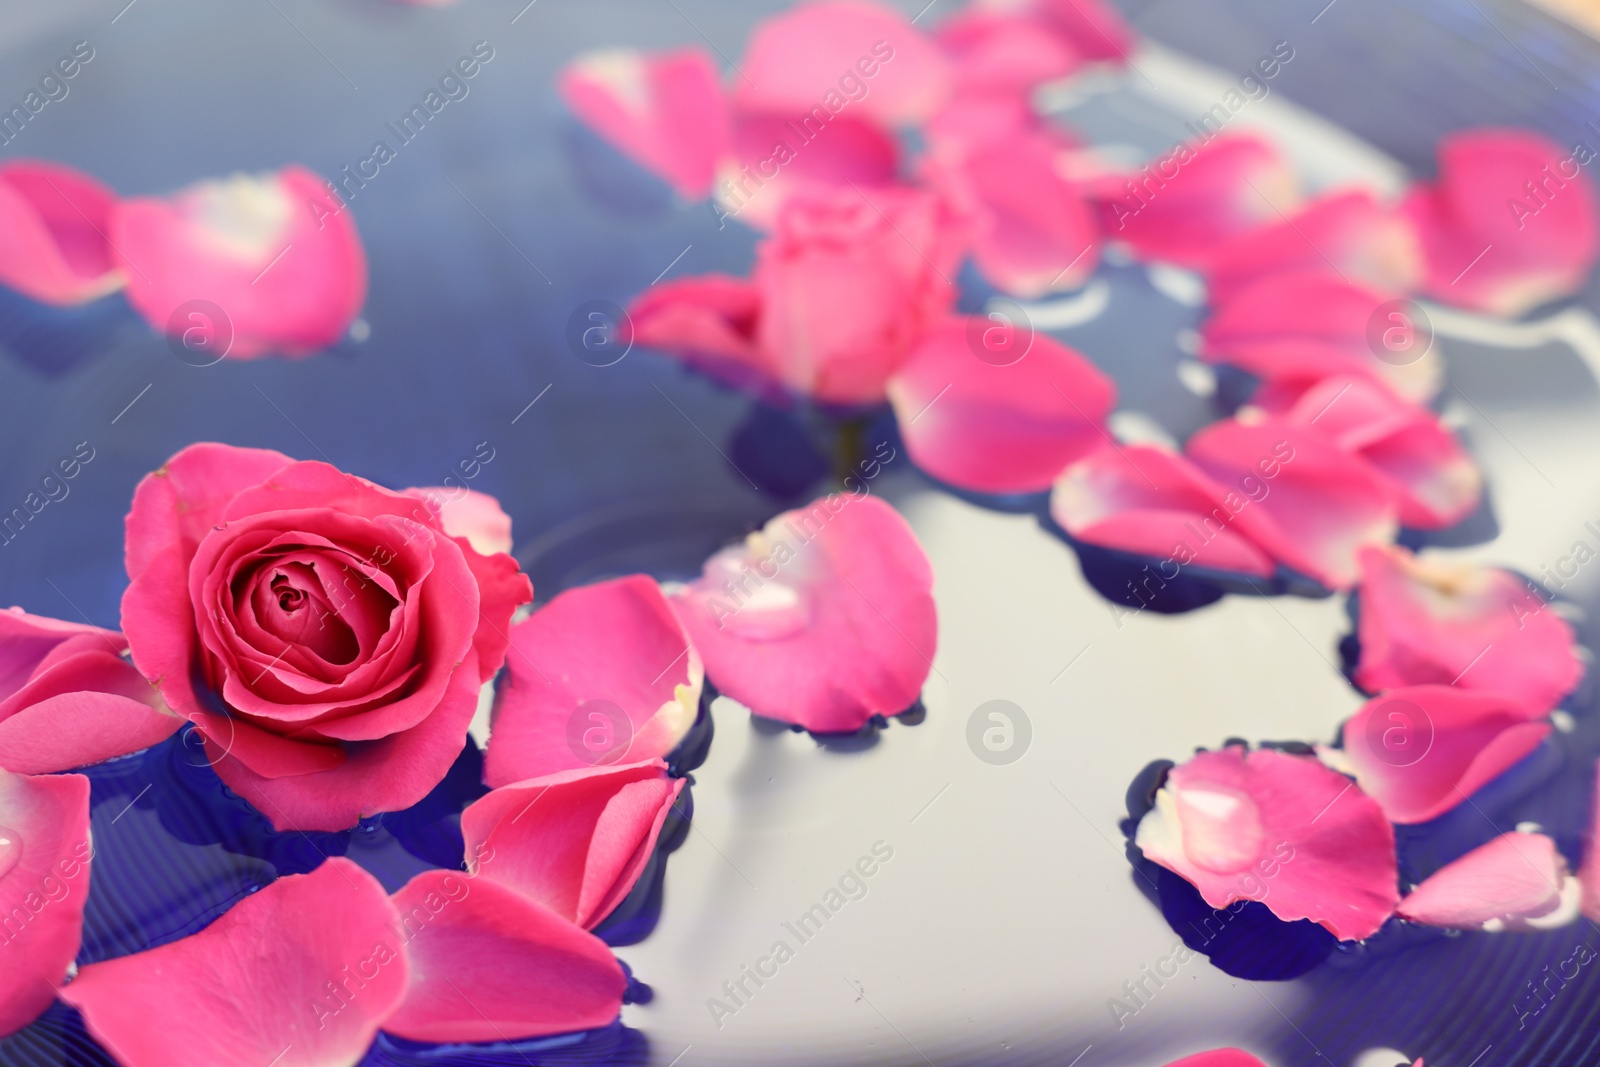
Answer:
[
  {"left": 1176, "top": 783, "right": 1264, "bottom": 874},
  {"left": 0, "top": 826, "right": 23, "bottom": 880}
]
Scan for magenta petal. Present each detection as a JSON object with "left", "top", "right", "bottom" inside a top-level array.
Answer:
[
  {"left": 403, "top": 487, "right": 513, "bottom": 557},
  {"left": 932, "top": 131, "right": 1099, "bottom": 297},
  {"left": 753, "top": 187, "right": 963, "bottom": 404},
  {"left": 1353, "top": 545, "right": 1582, "bottom": 713},
  {"left": 62, "top": 858, "right": 406, "bottom": 1067},
  {"left": 208, "top": 649, "right": 484, "bottom": 832},
  {"left": 1049, "top": 442, "right": 1289, "bottom": 577},
  {"left": 1025, "top": 0, "right": 1136, "bottom": 63},
  {"left": 936, "top": 11, "right": 1084, "bottom": 96},
  {"left": 1186, "top": 418, "right": 1398, "bottom": 590},
  {"left": 722, "top": 110, "right": 900, "bottom": 230},
  {"left": 1582, "top": 764, "right": 1600, "bottom": 921},
  {"left": 735, "top": 1, "right": 952, "bottom": 127},
  {"left": 461, "top": 761, "right": 683, "bottom": 930},
  {"left": 1206, "top": 189, "right": 1424, "bottom": 305},
  {"left": 111, "top": 166, "right": 367, "bottom": 359},
  {"left": 668, "top": 494, "right": 937, "bottom": 732},
  {"left": 559, "top": 48, "right": 731, "bottom": 200},
  {"left": 0, "top": 161, "right": 123, "bottom": 305},
  {"left": 1201, "top": 270, "right": 1441, "bottom": 405},
  {"left": 123, "top": 441, "right": 295, "bottom": 580},
  {"left": 0, "top": 770, "right": 91, "bottom": 1037},
  {"left": 888, "top": 317, "right": 1114, "bottom": 493},
  {"left": 0, "top": 608, "right": 179, "bottom": 773},
  {"left": 1397, "top": 832, "right": 1566, "bottom": 929},
  {"left": 384, "top": 870, "right": 625, "bottom": 1043},
  {"left": 1162, "top": 1053, "right": 1271, "bottom": 1067},
  {"left": 1339, "top": 686, "right": 1550, "bottom": 825},
  {"left": 485, "top": 575, "right": 702, "bottom": 788},
  {"left": 1405, "top": 128, "right": 1599, "bottom": 317},
  {"left": 629, "top": 273, "right": 774, "bottom": 393},
  {"left": 1135, "top": 746, "right": 1398, "bottom": 941},
  {"left": 0, "top": 686, "right": 178, "bottom": 776},
  {"left": 1097, "top": 133, "right": 1298, "bottom": 271},
  {"left": 1276, "top": 376, "right": 1481, "bottom": 529}
]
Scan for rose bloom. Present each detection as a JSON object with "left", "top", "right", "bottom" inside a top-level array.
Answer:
[{"left": 121, "top": 443, "right": 532, "bottom": 831}]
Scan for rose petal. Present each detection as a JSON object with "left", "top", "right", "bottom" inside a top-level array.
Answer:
[
  {"left": 1096, "top": 133, "right": 1298, "bottom": 271},
  {"left": 124, "top": 441, "right": 295, "bottom": 581},
  {"left": 1353, "top": 544, "right": 1582, "bottom": 713},
  {"left": 936, "top": 11, "right": 1084, "bottom": 96},
  {"left": 718, "top": 110, "right": 900, "bottom": 230},
  {"left": 1135, "top": 746, "right": 1398, "bottom": 941},
  {"left": 1206, "top": 189, "right": 1424, "bottom": 306},
  {"left": 452, "top": 537, "right": 535, "bottom": 686},
  {"left": 1338, "top": 685, "right": 1550, "bottom": 825},
  {"left": 1201, "top": 270, "right": 1442, "bottom": 405},
  {"left": 930, "top": 131, "right": 1099, "bottom": 297},
  {"left": 404, "top": 487, "right": 514, "bottom": 557},
  {"left": 1580, "top": 763, "right": 1600, "bottom": 921},
  {"left": 753, "top": 186, "right": 961, "bottom": 404},
  {"left": 1162, "top": 1052, "right": 1271, "bottom": 1067},
  {"left": 629, "top": 273, "right": 772, "bottom": 393},
  {"left": 669, "top": 494, "right": 936, "bottom": 732},
  {"left": 559, "top": 48, "right": 731, "bottom": 200},
  {"left": 1049, "top": 443, "right": 1292, "bottom": 578},
  {"left": 1012, "top": 0, "right": 1135, "bottom": 63},
  {"left": 0, "top": 638, "right": 179, "bottom": 773},
  {"left": 735, "top": 1, "right": 952, "bottom": 127},
  {"left": 383, "top": 870, "right": 625, "bottom": 1043},
  {"left": 462, "top": 760, "right": 683, "bottom": 930},
  {"left": 1397, "top": 831, "right": 1566, "bottom": 929},
  {"left": 62, "top": 858, "right": 406, "bottom": 1067},
  {"left": 1404, "top": 128, "right": 1599, "bottom": 317},
  {"left": 486, "top": 575, "right": 702, "bottom": 788},
  {"left": 0, "top": 770, "right": 90, "bottom": 1037},
  {"left": 1272, "top": 376, "right": 1481, "bottom": 529},
  {"left": 111, "top": 166, "right": 367, "bottom": 359},
  {"left": 205, "top": 648, "right": 483, "bottom": 832},
  {"left": 1186, "top": 418, "right": 1398, "bottom": 590},
  {"left": 887, "top": 316, "right": 1115, "bottom": 494},
  {"left": 0, "top": 161, "right": 123, "bottom": 305}
]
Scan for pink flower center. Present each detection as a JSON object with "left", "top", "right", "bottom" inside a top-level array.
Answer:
[
  {"left": 252, "top": 563, "right": 359, "bottom": 666},
  {"left": 1176, "top": 782, "right": 1265, "bottom": 874}
]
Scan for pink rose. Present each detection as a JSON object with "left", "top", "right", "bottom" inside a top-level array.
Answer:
[
  {"left": 754, "top": 187, "right": 961, "bottom": 403},
  {"left": 120, "top": 443, "right": 532, "bottom": 831},
  {"left": 632, "top": 187, "right": 962, "bottom": 405},
  {"left": 0, "top": 607, "right": 180, "bottom": 773}
]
